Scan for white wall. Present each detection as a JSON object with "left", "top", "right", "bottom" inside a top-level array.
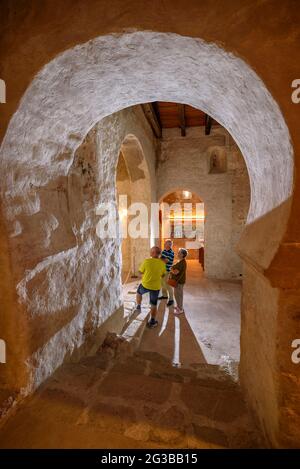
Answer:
[
  {"left": 14, "top": 106, "right": 157, "bottom": 393},
  {"left": 156, "top": 126, "right": 250, "bottom": 279}
]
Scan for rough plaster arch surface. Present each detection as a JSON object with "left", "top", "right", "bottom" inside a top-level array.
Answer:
[
  {"left": 0, "top": 32, "right": 293, "bottom": 225},
  {"left": 0, "top": 32, "right": 294, "bottom": 394},
  {"left": 1, "top": 106, "right": 156, "bottom": 393},
  {"left": 117, "top": 133, "right": 153, "bottom": 280}
]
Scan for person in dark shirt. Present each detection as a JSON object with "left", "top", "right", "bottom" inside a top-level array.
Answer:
[
  {"left": 170, "top": 248, "right": 188, "bottom": 314},
  {"left": 158, "top": 239, "right": 175, "bottom": 307}
]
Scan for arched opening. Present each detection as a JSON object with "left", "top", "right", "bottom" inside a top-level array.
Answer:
[
  {"left": 116, "top": 150, "right": 132, "bottom": 284},
  {"left": 0, "top": 32, "right": 294, "bottom": 446},
  {"left": 159, "top": 190, "right": 204, "bottom": 268},
  {"left": 155, "top": 146, "right": 249, "bottom": 371},
  {"left": 116, "top": 134, "right": 152, "bottom": 284}
]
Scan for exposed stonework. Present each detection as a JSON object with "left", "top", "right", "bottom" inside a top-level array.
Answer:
[
  {"left": 0, "top": 346, "right": 262, "bottom": 448},
  {"left": 240, "top": 264, "right": 279, "bottom": 445},
  {"left": 0, "top": 32, "right": 292, "bottom": 225},
  {"left": 0, "top": 27, "right": 297, "bottom": 447},
  {"left": 116, "top": 151, "right": 133, "bottom": 282},
  {"left": 0, "top": 105, "right": 157, "bottom": 398},
  {"left": 116, "top": 133, "right": 153, "bottom": 280},
  {"left": 157, "top": 127, "right": 250, "bottom": 279}
]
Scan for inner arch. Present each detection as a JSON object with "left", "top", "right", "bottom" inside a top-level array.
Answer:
[{"left": 0, "top": 31, "right": 293, "bottom": 225}]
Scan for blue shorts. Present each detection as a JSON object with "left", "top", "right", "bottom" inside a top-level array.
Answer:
[{"left": 137, "top": 284, "right": 160, "bottom": 306}]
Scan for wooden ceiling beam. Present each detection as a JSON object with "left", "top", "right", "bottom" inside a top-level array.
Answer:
[
  {"left": 178, "top": 104, "right": 186, "bottom": 137},
  {"left": 141, "top": 103, "right": 162, "bottom": 138},
  {"left": 205, "top": 113, "right": 212, "bottom": 135}
]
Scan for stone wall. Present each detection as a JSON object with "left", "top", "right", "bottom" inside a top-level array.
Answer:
[
  {"left": 116, "top": 133, "right": 154, "bottom": 282},
  {"left": 0, "top": 105, "right": 156, "bottom": 397},
  {"left": 116, "top": 151, "right": 132, "bottom": 283},
  {"left": 156, "top": 127, "right": 250, "bottom": 279},
  {"left": 0, "top": 6, "right": 299, "bottom": 446},
  {"left": 240, "top": 264, "right": 279, "bottom": 445},
  {"left": 120, "top": 134, "right": 155, "bottom": 272}
]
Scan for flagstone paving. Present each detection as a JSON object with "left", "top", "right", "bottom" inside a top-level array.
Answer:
[{"left": 0, "top": 345, "right": 262, "bottom": 448}]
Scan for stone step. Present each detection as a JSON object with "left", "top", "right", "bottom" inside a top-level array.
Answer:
[
  {"left": 38, "top": 351, "right": 259, "bottom": 449},
  {"left": 0, "top": 341, "right": 261, "bottom": 449},
  {"left": 122, "top": 282, "right": 139, "bottom": 325},
  {"left": 0, "top": 323, "right": 261, "bottom": 449},
  {"left": 96, "top": 309, "right": 150, "bottom": 359},
  {"left": 122, "top": 309, "right": 149, "bottom": 349},
  {"left": 73, "top": 349, "right": 238, "bottom": 391},
  {"left": 131, "top": 351, "right": 238, "bottom": 389}
]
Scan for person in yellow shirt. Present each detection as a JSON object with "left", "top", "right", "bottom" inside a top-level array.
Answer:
[{"left": 136, "top": 246, "right": 167, "bottom": 328}]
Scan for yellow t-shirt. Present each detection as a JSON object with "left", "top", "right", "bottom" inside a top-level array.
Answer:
[{"left": 139, "top": 258, "right": 166, "bottom": 291}]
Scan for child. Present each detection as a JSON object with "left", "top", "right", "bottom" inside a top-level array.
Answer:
[{"left": 170, "top": 248, "right": 188, "bottom": 314}]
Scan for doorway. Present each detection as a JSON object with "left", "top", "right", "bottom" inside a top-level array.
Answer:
[{"left": 160, "top": 189, "right": 205, "bottom": 269}]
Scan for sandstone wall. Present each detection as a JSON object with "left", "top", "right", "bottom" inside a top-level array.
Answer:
[
  {"left": 0, "top": 106, "right": 156, "bottom": 396},
  {"left": 157, "top": 127, "right": 250, "bottom": 279},
  {"left": 116, "top": 130, "right": 154, "bottom": 281},
  {"left": 120, "top": 133, "right": 155, "bottom": 271},
  {"left": 116, "top": 151, "right": 132, "bottom": 282},
  {"left": 240, "top": 265, "right": 279, "bottom": 445},
  {"left": 0, "top": 1, "right": 299, "bottom": 445}
]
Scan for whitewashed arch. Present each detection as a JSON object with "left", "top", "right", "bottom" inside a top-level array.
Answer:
[
  {"left": 0, "top": 31, "right": 293, "bottom": 225},
  {"left": 116, "top": 133, "right": 153, "bottom": 282}
]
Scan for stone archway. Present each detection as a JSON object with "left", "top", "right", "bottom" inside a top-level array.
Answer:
[
  {"left": 156, "top": 123, "right": 251, "bottom": 281},
  {"left": 0, "top": 32, "right": 294, "bottom": 445},
  {"left": 116, "top": 149, "right": 132, "bottom": 284},
  {"left": 158, "top": 185, "right": 245, "bottom": 371},
  {"left": 116, "top": 134, "right": 152, "bottom": 283},
  {"left": 159, "top": 188, "right": 205, "bottom": 264},
  {"left": 0, "top": 32, "right": 293, "bottom": 219}
]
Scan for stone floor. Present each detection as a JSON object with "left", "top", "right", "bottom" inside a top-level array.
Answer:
[
  {"left": 0, "top": 261, "right": 259, "bottom": 448},
  {"left": 184, "top": 260, "right": 241, "bottom": 370},
  {"left": 129, "top": 260, "right": 241, "bottom": 377},
  {"left": 0, "top": 346, "right": 260, "bottom": 448}
]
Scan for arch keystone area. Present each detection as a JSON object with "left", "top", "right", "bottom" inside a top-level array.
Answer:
[
  {"left": 0, "top": 31, "right": 296, "bottom": 447},
  {"left": 0, "top": 32, "right": 293, "bottom": 224}
]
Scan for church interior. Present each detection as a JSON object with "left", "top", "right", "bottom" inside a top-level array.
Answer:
[{"left": 0, "top": 0, "right": 299, "bottom": 451}]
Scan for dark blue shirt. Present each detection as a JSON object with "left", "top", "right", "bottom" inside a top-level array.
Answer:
[{"left": 161, "top": 248, "right": 175, "bottom": 272}]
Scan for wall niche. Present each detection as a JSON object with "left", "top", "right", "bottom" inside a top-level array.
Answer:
[{"left": 207, "top": 146, "right": 227, "bottom": 174}]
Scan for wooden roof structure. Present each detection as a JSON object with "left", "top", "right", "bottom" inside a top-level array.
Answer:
[{"left": 141, "top": 101, "right": 219, "bottom": 138}]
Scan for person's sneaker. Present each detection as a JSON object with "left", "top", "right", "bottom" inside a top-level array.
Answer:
[
  {"left": 147, "top": 318, "right": 158, "bottom": 328},
  {"left": 135, "top": 304, "right": 141, "bottom": 311},
  {"left": 167, "top": 299, "right": 174, "bottom": 307},
  {"left": 158, "top": 296, "right": 168, "bottom": 300}
]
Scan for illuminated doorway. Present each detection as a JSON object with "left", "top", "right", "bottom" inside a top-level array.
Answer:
[{"left": 160, "top": 190, "right": 205, "bottom": 269}]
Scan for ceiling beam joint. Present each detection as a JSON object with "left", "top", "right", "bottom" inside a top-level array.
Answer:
[
  {"left": 205, "top": 113, "right": 212, "bottom": 135},
  {"left": 178, "top": 104, "right": 186, "bottom": 137},
  {"left": 141, "top": 103, "right": 162, "bottom": 138}
]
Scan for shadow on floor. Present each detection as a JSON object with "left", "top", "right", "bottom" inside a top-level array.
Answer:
[
  {"left": 140, "top": 299, "right": 207, "bottom": 367},
  {"left": 0, "top": 349, "right": 260, "bottom": 449}
]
